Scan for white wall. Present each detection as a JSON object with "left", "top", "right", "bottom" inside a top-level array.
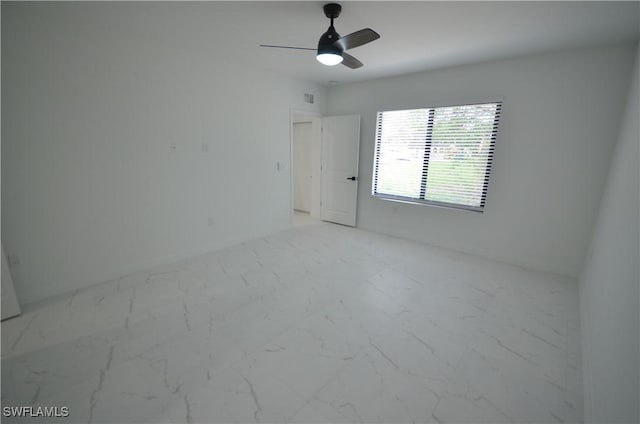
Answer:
[
  {"left": 579, "top": 45, "right": 639, "bottom": 424},
  {"left": 1, "top": 3, "right": 326, "bottom": 304},
  {"left": 327, "top": 44, "right": 637, "bottom": 277}
]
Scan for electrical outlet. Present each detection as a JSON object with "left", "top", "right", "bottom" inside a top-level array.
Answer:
[
  {"left": 7, "top": 254, "right": 20, "bottom": 267},
  {"left": 202, "top": 143, "right": 208, "bottom": 153},
  {"left": 208, "top": 216, "right": 214, "bottom": 227},
  {"left": 170, "top": 143, "right": 177, "bottom": 153}
]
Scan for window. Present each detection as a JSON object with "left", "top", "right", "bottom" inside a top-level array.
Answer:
[{"left": 372, "top": 102, "right": 501, "bottom": 212}]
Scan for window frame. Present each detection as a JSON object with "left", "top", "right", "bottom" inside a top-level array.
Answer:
[{"left": 371, "top": 101, "right": 502, "bottom": 213}]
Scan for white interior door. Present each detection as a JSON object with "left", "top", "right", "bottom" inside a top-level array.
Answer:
[
  {"left": 2, "top": 247, "right": 21, "bottom": 320},
  {"left": 321, "top": 115, "right": 361, "bottom": 227},
  {"left": 293, "top": 122, "right": 312, "bottom": 213}
]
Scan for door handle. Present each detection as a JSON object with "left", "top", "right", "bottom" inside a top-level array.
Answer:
[{"left": 347, "top": 176, "right": 357, "bottom": 181}]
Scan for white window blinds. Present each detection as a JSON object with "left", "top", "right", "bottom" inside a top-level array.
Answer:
[{"left": 373, "top": 102, "right": 501, "bottom": 212}]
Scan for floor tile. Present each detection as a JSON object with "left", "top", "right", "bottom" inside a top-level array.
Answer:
[{"left": 1, "top": 221, "right": 582, "bottom": 423}]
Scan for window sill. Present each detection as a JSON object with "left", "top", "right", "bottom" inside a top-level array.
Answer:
[{"left": 372, "top": 194, "right": 484, "bottom": 213}]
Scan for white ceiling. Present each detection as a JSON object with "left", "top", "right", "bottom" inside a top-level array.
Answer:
[
  {"left": 198, "top": 1, "right": 640, "bottom": 86},
  {"left": 80, "top": 1, "right": 640, "bottom": 86}
]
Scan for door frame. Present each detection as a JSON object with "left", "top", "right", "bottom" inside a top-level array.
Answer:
[
  {"left": 289, "top": 109, "right": 323, "bottom": 225},
  {"left": 1, "top": 246, "right": 21, "bottom": 321}
]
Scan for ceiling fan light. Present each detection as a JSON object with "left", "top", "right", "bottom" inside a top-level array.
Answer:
[{"left": 317, "top": 52, "right": 343, "bottom": 66}]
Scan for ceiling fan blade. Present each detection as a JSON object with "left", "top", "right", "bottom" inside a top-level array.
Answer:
[
  {"left": 341, "top": 52, "right": 363, "bottom": 69},
  {"left": 259, "top": 45, "right": 316, "bottom": 51},
  {"left": 335, "top": 28, "right": 380, "bottom": 51}
]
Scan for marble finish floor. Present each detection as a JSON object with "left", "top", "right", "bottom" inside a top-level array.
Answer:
[{"left": 1, "top": 222, "right": 582, "bottom": 423}]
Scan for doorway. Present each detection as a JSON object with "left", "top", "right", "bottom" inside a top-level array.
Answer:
[
  {"left": 293, "top": 122, "right": 312, "bottom": 213},
  {"left": 289, "top": 111, "right": 361, "bottom": 227},
  {"left": 290, "top": 111, "right": 322, "bottom": 226}
]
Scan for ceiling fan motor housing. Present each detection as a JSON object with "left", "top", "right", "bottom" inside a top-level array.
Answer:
[
  {"left": 318, "top": 25, "right": 342, "bottom": 56},
  {"left": 318, "top": 3, "right": 343, "bottom": 56}
]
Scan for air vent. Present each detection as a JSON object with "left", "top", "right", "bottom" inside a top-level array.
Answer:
[{"left": 304, "top": 93, "right": 315, "bottom": 104}]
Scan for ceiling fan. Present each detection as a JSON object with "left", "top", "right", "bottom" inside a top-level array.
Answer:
[{"left": 259, "top": 3, "right": 380, "bottom": 69}]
